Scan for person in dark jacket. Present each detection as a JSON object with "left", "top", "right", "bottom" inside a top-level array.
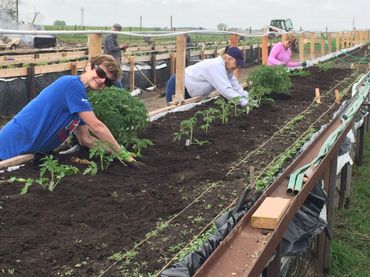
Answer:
[{"left": 103, "top": 23, "right": 128, "bottom": 88}]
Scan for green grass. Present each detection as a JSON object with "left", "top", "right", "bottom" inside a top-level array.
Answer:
[{"left": 329, "top": 134, "right": 370, "bottom": 277}]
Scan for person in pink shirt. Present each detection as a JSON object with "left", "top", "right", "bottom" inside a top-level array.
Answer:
[{"left": 268, "top": 33, "right": 306, "bottom": 67}]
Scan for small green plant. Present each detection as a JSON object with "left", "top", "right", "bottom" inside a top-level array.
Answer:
[
  {"left": 83, "top": 161, "right": 98, "bottom": 176},
  {"left": 173, "top": 116, "right": 197, "bottom": 144},
  {"left": 11, "top": 156, "right": 79, "bottom": 193},
  {"left": 215, "top": 97, "right": 230, "bottom": 124},
  {"left": 248, "top": 65, "right": 292, "bottom": 104},
  {"left": 131, "top": 138, "right": 153, "bottom": 157},
  {"left": 38, "top": 155, "right": 79, "bottom": 191},
  {"left": 197, "top": 107, "right": 218, "bottom": 134},
  {"left": 228, "top": 96, "right": 241, "bottom": 116},
  {"left": 89, "top": 142, "right": 114, "bottom": 170}
]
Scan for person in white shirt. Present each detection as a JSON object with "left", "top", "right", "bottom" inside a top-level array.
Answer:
[{"left": 165, "top": 46, "right": 249, "bottom": 106}]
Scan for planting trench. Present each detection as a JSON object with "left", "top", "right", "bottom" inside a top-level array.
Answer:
[{"left": 0, "top": 48, "right": 368, "bottom": 276}]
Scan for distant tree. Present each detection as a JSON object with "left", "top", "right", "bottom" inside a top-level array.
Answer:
[
  {"left": 217, "top": 23, "right": 227, "bottom": 31},
  {"left": 0, "top": 0, "right": 17, "bottom": 21},
  {"left": 54, "top": 20, "right": 66, "bottom": 26}
]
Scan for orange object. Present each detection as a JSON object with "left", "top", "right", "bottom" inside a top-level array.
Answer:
[
  {"left": 335, "top": 89, "right": 341, "bottom": 104},
  {"left": 315, "top": 88, "right": 321, "bottom": 104}
]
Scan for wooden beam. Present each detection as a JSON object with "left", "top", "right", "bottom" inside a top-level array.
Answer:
[
  {"left": 327, "top": 32, "right": 332, "bottom": 53},
  {"left": 320, "top": 35, "right": 326, "bottom": 56},
  {"left": 299, "top": 33, "right": 305, "bottom": 61},
  {"left": 261, "top": 35, "right": 268, "bottom": 65},
  {"left": 310, "top": 32, "right": 315, "bottom": 59},
  {"left": 0, "top": 154, "right": 34, "bottom": 170},
  {"left": 336, "top": 32, "right": 340, "bottom": 50},
  {"left": 174, "top": 34, "right": 186, "bottom": 102},
  {"left": 88, "top": 34, "right": 102, "bottom": 59},
  {"left": 129, "top": 56, "right": 135, "bottom": 91}
]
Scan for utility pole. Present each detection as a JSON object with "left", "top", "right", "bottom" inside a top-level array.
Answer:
[
  {"left": 170, "top": 16, "right": 173, "bottom": 30},
  {"left": 140, "top": 16, "right": 142, "bottom": 31},
  {"left": 81, "top": 7, "right": 85, "bottom": 27}
]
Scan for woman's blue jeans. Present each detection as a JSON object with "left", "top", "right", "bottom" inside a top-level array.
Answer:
[{"left": 165, "top": 75, "right": 191, "bottom": 102}]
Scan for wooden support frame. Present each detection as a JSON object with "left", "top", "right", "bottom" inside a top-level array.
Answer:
[
  {"left": 0, "top": 154, "right": 34, "bottom": 170},
  {"left": 261, "top": 35, "right": 268, "bottom": 65},
  {"left": 174, "top": 34, "right": 186, "bottom": 103},
  {"left": 310, "top": 32, "right": 315, "bottom": 59},
  {"left": 87, "top": 34, "right": 102, "bottom": 59},
  {"left": 299, "top": 33, "right": 305, "bottom": 61},
  {"left": 129, "top": 56, "right": 135, "bottom": 91}
]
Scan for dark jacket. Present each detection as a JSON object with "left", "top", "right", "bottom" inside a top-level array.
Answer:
[{"left": 103, "top": 34, "right": 122, "bottom": 64}]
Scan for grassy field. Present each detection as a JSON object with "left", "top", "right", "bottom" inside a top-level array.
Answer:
[{"left": 330, "top": 134, "right": 370, "bottom": 276}]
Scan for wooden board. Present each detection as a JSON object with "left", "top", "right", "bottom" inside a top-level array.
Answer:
[
  {"left": 251, "top": 197, "right": 291, "bottom": 230},
  {"left": 0, "top": 154, "right": 34, "bottom": 170}
]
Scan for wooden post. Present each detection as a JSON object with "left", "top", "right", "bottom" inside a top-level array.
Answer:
[
  {"left": 320, "top": 34, "right": 326, "bottom": 56},
  {"left": 88, "top": 33, "right": 102, "bottom": 60},
  {"left": 229, "top": 34, "right": 239, "bottom": 78},
  {"left": 200, "top": 46, "right": 205, "bottom": 60},
  {"left": 27, "top": 64, "right": 36, "bottom": 101},
  {"left": 70, "top": 62, "right": 78, "bottom": 75},
  {"left": 310, "top": 32, "right": 315, "bottom": 59},
  {"left": 169, "top": 51, "right": 175, "bottom": 75},
  {"left": 261, "top": 35, "right": 268, "bottom": 65},
  {"left": 150, "top": 45, "right": 157, "bottom": 87},
  {"left": 129, "top": 56, "right": 135, "bottom": 91},
  {"left": 341, "top": 32, "right": 345, "bottom": 49},
  {"left": 327, "top": 32, "right": 332, "bottom": 53},
  {"left": 323, "top": 153, "right": 338, "bottom": 272},
  {"left": 335, "top": 89, "right": 341, "bottom": 104},
  {"left": 229, "top": 34, "right": 238, "bottom": 47},
  {"left": 299, "top": 33, "right": 305, "bottom": 61},
  {"left": 315, "top": 88, "right": 321, "bottom": 104},
  {"left": 174, "top": 34, "right": 186, "bottom": 103},
  {"left": 336, "top": 32, "right": 340, "bottom": 51}
]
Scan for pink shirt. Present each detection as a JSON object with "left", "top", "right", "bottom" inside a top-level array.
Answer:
[{"left": 268, "top": 42, "right": 301, "bottom": 67}]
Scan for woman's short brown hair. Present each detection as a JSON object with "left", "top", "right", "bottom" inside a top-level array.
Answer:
[
  {"left": 90, "top": 54, "right": 122, "bottom": 80},
  {"left": 286, "top": 33, "right": 296, "bottom": 42}
]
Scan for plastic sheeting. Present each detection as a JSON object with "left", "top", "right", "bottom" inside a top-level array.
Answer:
[{"left": 282, "top": 181, "right": 327, "bottom": 256}]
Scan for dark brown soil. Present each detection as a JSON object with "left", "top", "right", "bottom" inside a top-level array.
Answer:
[{"left": 0, "top": 48, "right": 367, "bottom": 276}]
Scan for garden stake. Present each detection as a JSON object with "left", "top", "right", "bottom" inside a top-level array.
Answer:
[
  {"left": 335, "top": 89, "right": 341, "bottom": 104},
  {"left": 315, "top": 88, "right": 321, "bottom": 104},
  {"left": 250, "top": 166, "right": 255, "bottom": 188}
]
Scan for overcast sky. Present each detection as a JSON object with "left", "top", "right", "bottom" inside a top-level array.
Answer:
[{"left": 18, "top": 0, "right": 370, "bottom": 31}]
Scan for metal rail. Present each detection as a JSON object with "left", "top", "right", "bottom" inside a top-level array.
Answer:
[{"left": 194, "top": 72, "right": 370, "bottom": 277}]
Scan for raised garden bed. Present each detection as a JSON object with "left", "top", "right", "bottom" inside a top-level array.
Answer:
[{"left": 0, "top": 54, "right": 366, "bottom": 275}]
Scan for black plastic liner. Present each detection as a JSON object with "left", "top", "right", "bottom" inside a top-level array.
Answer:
[
  {"left": 282, "top": 181, "right": 327, "bottom": 256},
  {"left": 161, "top": 189, "right": 262, "bottom": 277},
  {"left": 0, "top": 71, "right": 69, "bottom": 116}
]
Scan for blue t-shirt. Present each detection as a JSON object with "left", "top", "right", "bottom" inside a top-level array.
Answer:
[{"left": 0, "top": 76, "right": 92, "bottom": 160}]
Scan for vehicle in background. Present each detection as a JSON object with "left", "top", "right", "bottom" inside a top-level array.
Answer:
[
  {"left": 0, "top": 35, "right": 21, "bottom": 50},
  {"left": 263, "top": 19, "right": 298, "bottom": 53}
]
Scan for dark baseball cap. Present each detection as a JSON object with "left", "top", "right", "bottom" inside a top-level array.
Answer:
[{"left": 226, "top": 47, "right": 246, "bottom": 67}]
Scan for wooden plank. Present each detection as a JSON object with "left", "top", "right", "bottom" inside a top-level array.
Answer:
[
  {"left": 299, "top": 33, "right": 305, "bottom": 61},
  {"left": 88, "top": 33, "right": 102, "bottom": 59},
  {"left": 310, "top": 32, "right": 315, "bottom": 59},
  {"left": 174, "top": 34, "right": 186, "bottom": 102},
  {"left": 0, "top": 154, "right": 34, "bottom": 170},
  {"left": 261, "top": 35, "right": 268, "bottom": 65},
  {"left": 251, "top": 197, "right": 290, "bottom": 230}
]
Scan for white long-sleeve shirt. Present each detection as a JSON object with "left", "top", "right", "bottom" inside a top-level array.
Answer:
[{"left": 185, "top": 56, "right": 248, "bottom": 106}]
